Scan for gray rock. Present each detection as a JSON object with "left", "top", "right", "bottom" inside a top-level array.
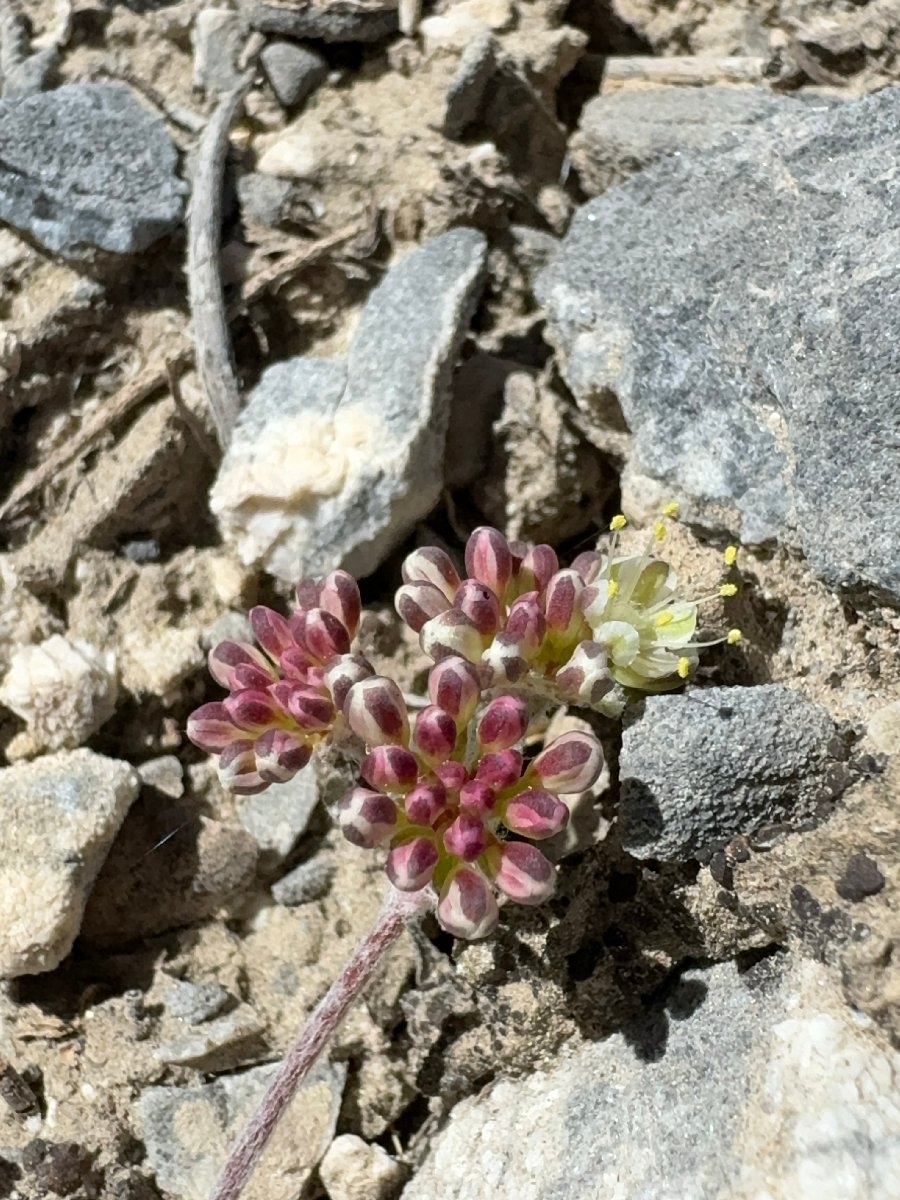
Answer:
[
  {"left": 618, "top": 685, "right": 848, "bottom": 861},
  {"left": 162, "top": 979, "right": 232, "bottom": 1024},
  {"left": 153, "top": 1006, "right": 266, "bottom": 1070},
  {"left": 443, "top": 32, "right": 498, "bottom": 139},
  {"left": 2, "top": 47, "right": 58, "bottom": 98},
  {"left": 212, "top": 229, "right": 488, "bottom": 581},
  {"left": 571, "top": 86, "right": 797, "bottom": 196},
  {"left": 192, "top": 7, "right": 247, "bottom": 93},
  {"left": 402, "top": 956, "right": 900, "bottom": 1200},
  {"left": 0, "top": 84, "right": 186, "bottom": 258},
  {"left": 538, "top": 88, "right": 900, "bottom": 603},
  {"left": 238, "top": 171, "right": 296, "bottom": 228},
  {"left": 137, "top": 1061, "right": 346, "bottom": 1200},
  {"left": 137, "top": 755, "right": 185, "bottom": 799},
  {"left": 0, "top": 751, "right": 139, "bottom": 977},
  {"left": 261, "top": 40, "right": 328, "bottom": 108},
  {"left": 271, "top": 855, "right": 335, "bottom": 906},
  {"left": 248, "top": 0, "right": 398, "bottom": 42},
  {"left": 237, "top": 762, "right": 320, "bottom": 861}
]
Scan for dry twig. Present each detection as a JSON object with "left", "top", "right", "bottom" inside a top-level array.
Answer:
[{"left": 187, "top": 49, "right": 261, "bottom": 450}]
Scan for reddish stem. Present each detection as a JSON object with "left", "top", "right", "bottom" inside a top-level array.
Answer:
[{"left": 209, "top": 886, "right": 432, "bottom": 1200}]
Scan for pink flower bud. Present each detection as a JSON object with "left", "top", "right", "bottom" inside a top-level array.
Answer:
[
  {"left": 361, "top": 744, "right": 419, "bottom": 792},
  {"left": 554, "top": 641, "right": 613, "bottom": 707},
  {"left": 477, "top": 694, "right": 529, "bottom": 751},
  {"left": 420, "top": 609, "right": 486, "bottom": 665},
  {"left": 187, "top": 702, "right": 240, "bottom": 752},
  {"left": 434, "top": 760, "right": 468, "bottom": 792},
  {"left": 404, "top": 781, "right": 448, "bottom": 827},
  {"left": 443, "top": 811, "right": 489, "bottom": 861},
  {"left": 208, "top": 641, "right": 274, "bottom": 691},
  {"left": 395, "top": 581, "right": 451, "bottom": 633},
  {"left": 218, "top": 740, "right": 266, "bottom": 794},
  {"left": 322, "top": 654, "right": 376, "bottom": 710},
  {"left": 231, "top": 660, "right": 278, "bottom": 691},
  {"left": 571, "top": 550, "right": 602, "bottom": 584},
  {"left": 518, "top": 544, "right": 559, "bottom": 594},
  {"left": 336, "top": 786, "right": 398, "bottom": 848},
  {"left": 280, "top": 645, "right": 316, "bottom": 683},
  {"left": 401, "top": 547, "right": 461, "bottom": 603},
  {"left": 475, "top": 748, "right": 523, "bottom": 790},
  {"left": 413, "top": 705, "right": 458, "bottom": 764},
  {"left": 427, "top": 657, "right": 481, "bottom": 727},
  {"left": 386, "top": 836, "right": 439, "bottom": 891},
  {"left": 249, "top": 606, "right": 295, "bottom": 660},
  {"left": 269, "top": 682, "right": 334, "bottom": 731},
  {"left": 454, "top": 580, "right": 501, "bottom": 636},
  {"left": 465, "top": 527, "right": 512, "bottom": 599},
  {"left": 543, "top": 569, "right": 585, "bottom": 642},
  {"left": 458, "top": 779, "right": 496, "bottom": 816},
  {"left": 437, "top": 867, "right": 499, "bottom": 940},
  {"left": 480, "top": 634, "right": 528, "bottom": 686},
  {"left": 505, "top": 592, "right": 546, "bottom": 659},
  {"left": 290, "top": 608, "right": 351, "bottom": 663},
  {"left": 487, "top": 842, "right": 555, "bottom": 904},
  {"left": 224, "top": 689, "right": 282, "bottom": 733},
  {"left": 502, "top": 788, "right": 569, "bottom": 839},
  {"left": 294, "top": 577, "right": 321, "bottom": 610},
  {"left": 318, "top": 569, "right": 361, "bottom": 638},
  {"left": 531, "top": 730, "right": 603, "bottom": 793},
  {"left": 344, "top": 676, "right": 409, "bottom": 746},
  {"left": 254, "top": 729, "right": 312, "bottom": 783}
]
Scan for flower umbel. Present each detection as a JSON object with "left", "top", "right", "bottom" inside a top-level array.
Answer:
[
  {"left": 396, "top": 516, "right": 740, "bottom": 705},
  {"left": 336, "top": 657, "right": 603, "bottom": 939},
  {"left": 187, "top": 570, "right": 373, "bottom": 793}
]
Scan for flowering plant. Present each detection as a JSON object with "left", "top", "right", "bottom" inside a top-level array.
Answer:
[{"left": 188, "top": 513, "right": 740, "bottom": 1200}]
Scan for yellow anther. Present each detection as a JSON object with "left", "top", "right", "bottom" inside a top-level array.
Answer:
[
  {"left": 723, "top": 545, "right": 738, "bottom": 567},
  {"left": 656, "top": 611, "right": 674, "bottom": 627},
  {"left": 607, "top": 579, "right": 620, "bottom": 598},
  {"left": 719, "top": 583, "right": 738, "bottom": 598},
  {"left": 662, "top": 501, "right": 680, "bottom": 519},
  {"left": 610, "top": 514, "right": 627, "bottom": 532},
  {"left": 727, "top": 628, "right": 742, "bottom": 645},
  {"left": 676, "top": 657, "right": 691, "bottom": 679},
  {"left": 654, "top": 521, "right": 666, "bottom": 541}
]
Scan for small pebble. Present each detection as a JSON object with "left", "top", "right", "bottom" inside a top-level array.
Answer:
[
  {"left": 271, "top": 856, "right": 335, "bottom": 906},
  {"left": 260, "top": 40, "right": 328, "bottom": 109},
  {"left": 835, "top": 853, "right": 885, "bottom": 903}
]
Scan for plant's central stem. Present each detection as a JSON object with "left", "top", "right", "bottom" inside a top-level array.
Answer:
[{"left": 210, "top": 886, "right": 433, "bottom": 1200}]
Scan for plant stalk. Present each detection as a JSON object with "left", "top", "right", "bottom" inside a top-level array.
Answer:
[{"left": 209, "top": 886, "right": 431, "bottom": 1200}]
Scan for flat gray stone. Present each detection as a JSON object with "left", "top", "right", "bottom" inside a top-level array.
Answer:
[
  {"left": 261, "top": 40, "right": 328, "bottom": 108},
  {"left": 403, "top": 957, "right": 900, "bottom": 1200},
  {"left": 237, "top": 761, "right": 320, "bottom": 861},
  {"left": 0, "top": 750, "right": 140, "bottom": 977},
  {"left": 212, "top": 229, "right": 487, "bottom": 581},
  {"left": 443, "top": 32, "right": 498, "bottom": 139},
  {"left": 618, "top": 685, "right": 848, "bottom": 861},
  {"left": 271, "top": 854, "right": 335, "bottom": 906},
  {"left": 538, "top": 88, "right": 900, "bottom": 603},
  {"left": 162, "top": 979, "right": 232, "bottom": 1024},
  {"left": 571, "top": 85, "right": 799, "bottom": 196},
  {"left": 137, "top": 1061, "right": 346, "bottom": 1200},
  {"left": 0, "top": 83, "right": 186, "bottom": 257}
]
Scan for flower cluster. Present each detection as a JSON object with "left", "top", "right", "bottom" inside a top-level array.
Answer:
[
  {"left": 337, "top": 657, "right": 603, "bottom": 939},
  {"left": 187, "top": 570, "right": 374, "bottom": 794},
  {"left": 395, "top": 515, "right": 740, "bottom": 710}
]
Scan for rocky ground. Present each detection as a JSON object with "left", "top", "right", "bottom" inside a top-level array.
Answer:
[{"left": 1, "top": 0, "right": 899, "bottom": 1197}]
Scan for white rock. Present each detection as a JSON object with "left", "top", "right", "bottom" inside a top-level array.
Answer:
[
  {"left": 320, "top": 1134, "right": 406, "bottom": 1200},
  {"left": 0, "top": 750, "right": 140, "bottom": 977},
  {"left": 419, "top": 0, "right": 514, "bottom": 52},
  {"left": 193, "top": 8, "right": 246, "bottom": 93},
  {"left": 211, "top": 229, "right": 487, "bottom": 581},
  {"left": 119, "top": 624, "right": 203, "bottom": 698},
  {"left": 0, "top": 634, "right": 117, "bottom": 752}
]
